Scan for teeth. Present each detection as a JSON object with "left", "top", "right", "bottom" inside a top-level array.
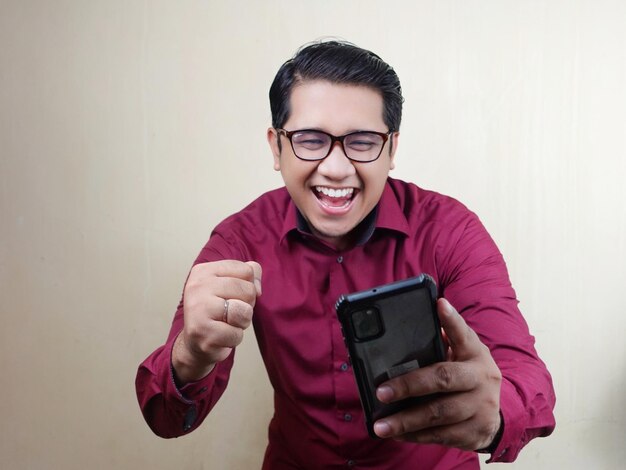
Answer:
[{"left": 315, "top": 187, "right": 354, "bottom": 198}]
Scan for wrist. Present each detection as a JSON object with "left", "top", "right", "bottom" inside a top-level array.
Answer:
[
  {"left": 476, "top": 411, "right": 504, "bottom": 454},
  {"left": 172, "top": 332, "right": 215, "bottom": 385}
]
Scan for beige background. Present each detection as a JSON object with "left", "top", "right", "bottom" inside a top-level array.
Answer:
[{"left": 1, "top": 1, "right": 625, "bottom": 468}]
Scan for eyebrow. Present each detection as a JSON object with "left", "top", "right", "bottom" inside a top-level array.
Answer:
[{"left": 289, "top": 127, "right": 384, "bottom": 135}]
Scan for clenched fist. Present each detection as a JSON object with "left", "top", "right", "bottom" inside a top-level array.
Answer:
[{"left": 172, "top": 260, "right": 262, "bottom": 384}]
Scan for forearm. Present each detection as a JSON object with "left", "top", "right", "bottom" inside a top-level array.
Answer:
[
  {"left": 135, "top": 307, "right": 235, "bottom": 438},
  {"left": 439, "top": 214, "right": 556, "bottom": 461}
]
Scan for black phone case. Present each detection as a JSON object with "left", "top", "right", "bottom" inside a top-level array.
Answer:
[{"left": 335, "top": 274, "right": 446, "bottom": 438}]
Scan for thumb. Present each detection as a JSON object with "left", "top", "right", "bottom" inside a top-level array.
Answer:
[
  {"left": 437, "top": 298, "right": 480, "bottom": 361},
  {"left": 246, "top": 261, "right": 263, "bottom": 295}
]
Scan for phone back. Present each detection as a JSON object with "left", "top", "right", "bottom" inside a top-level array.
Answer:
[{"left": 335, "top": 275, "right": 446, "bottom": 437}]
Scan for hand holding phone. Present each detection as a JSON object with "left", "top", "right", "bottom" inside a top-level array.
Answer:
[{"left": 371, "top": 298, "right": 504, "bottom": 452}]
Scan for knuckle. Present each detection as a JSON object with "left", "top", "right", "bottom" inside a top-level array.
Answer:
[
  {"left": 184, "top": 277, "right": 202, "bottom": 296},
  {"left": 490, "top": 365, "right": 503, "bottom": 383},
  {"left": 484, "top": 394, "right": 500, "bottom": 412},
  {"left": 185, "top": 330, "right": 211, "bottom": 357},
  {"left": 481, "top": 362, "right": 502, "bottom": 389},
  {"left": 394, "top": 374, "right": 413, "bottom": 398},
  {"left": 231, "top": 279, "right": 245, "bottom": 297},
  {"left": 190, "top": 262, "right": 215, "bottom": 281},
  {"left": 182, "top": 295, "right": 200, "bottom": 314},
  {"left": 240, "top": 304, "right": 254, "bottom": 326},
  {"left": 244, "top": 283, "right": 257, "bottom": 302},
  {"left": 430, "top": 430, "right": 445, "bottom": 445},
  {"left": 231, "top": 260, "right": 255, "bottom": 282},
  {"left": 188, "top": 263, "right": 204, "bottom": 277},
  {"left": 185, "top": 326, "right": 202, "bottom": 344},
  {"left": 244, "top": 263, "right": 256, "bottom": 281},
  {"left": 434, "top": 364, "right": 453, "bottom": 390},
  {"left": 231, "top": 328, "right": 244, "bottom": 346},
  {"left": 426, "top": 400, "right": 445, "bottom": 424},
  {"left": 395, "top": 417, "right": 410, "bottom": 436},
  {"left": 234, "top": 279, "right": 255, "bottom": 301},
  {"left": 207, "top": 324, "right": 231, "bottom": 347}
]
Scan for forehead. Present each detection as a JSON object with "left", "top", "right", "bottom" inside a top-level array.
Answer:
[{"left": 286, "top": 80, "right": 386, "bottom": 133}]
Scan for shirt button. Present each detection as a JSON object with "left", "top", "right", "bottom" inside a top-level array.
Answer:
[
  {"left": 337, "top": 256, "right": 343, "bottom": 263},
  {"left": 340, "top": 362, "right": 349, "bottom": 371},
  {"left": 347, "top": 460, "right": 356, "bottom": 467},
  {"left": 182, "top": 406, "right": 197, "bottom": 432},
  {"left": 344, "top": 413, "right": 352, "bottom": 422}
]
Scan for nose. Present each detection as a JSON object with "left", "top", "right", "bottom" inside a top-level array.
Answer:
[{"left": 316, "top": 141, "right": 356, "bottom": 180}]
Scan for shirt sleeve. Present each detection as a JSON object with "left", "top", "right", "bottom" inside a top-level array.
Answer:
[
  {"left": 437, "top": 213, "right": 556, "bottom": 462},
  {"left": 135, "top": 232, "right": 243, "bottom": 438}
]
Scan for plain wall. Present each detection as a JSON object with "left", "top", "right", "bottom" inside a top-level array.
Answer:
[{"left": 1, "top": 1, "right": 624, "bottom": 468}]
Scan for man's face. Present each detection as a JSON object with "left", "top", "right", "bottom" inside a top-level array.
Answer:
[{"left": 268, "top": 80, "right": 398, "bottom": 249}]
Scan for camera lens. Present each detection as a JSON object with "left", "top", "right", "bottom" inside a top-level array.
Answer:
[{"left": 352, "top": 306, "right": 383, "bottom": 341}]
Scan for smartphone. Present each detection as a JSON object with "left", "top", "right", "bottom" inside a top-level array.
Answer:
[{"left": 335, "top": 274, "right": 446, "bottom": 438}]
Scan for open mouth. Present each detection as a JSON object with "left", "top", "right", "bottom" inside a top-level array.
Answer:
[{"left": 314, "top": 186, "right": 357, "bottom": 209}]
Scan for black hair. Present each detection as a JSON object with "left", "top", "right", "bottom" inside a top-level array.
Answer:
[{"left": 269, "top": 40, "right": 404, "bottom": 133}]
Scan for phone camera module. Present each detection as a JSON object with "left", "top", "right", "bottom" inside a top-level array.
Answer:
[{"left": 352, "top": 307, "right": 384, "bottom": 341}]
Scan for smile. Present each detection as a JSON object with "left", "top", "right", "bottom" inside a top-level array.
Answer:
[
  {"left": 313, "top": 186, "right": 357, "bottom": 211},
  {"left": 315, "top": 186, "right": 354, "bottom": 198}
]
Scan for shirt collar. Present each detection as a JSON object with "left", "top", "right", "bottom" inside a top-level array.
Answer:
[{"left": 280, "top": 178, "right": 410, "bottom": 245}]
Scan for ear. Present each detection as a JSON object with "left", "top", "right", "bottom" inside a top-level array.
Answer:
[
  {"left": 388, "top": 132, "right": 399, "bottom": 170},
  {"left": 267, "top": 128, "right": 281, "bottom": 171}
]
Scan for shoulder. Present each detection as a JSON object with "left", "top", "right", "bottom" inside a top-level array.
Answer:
[
  {"left": 387, "top": 177, "right": 476, "bottom": 230},
  {"left": 217, "top": 186, "right": 291, "bottom": 232},
  {"left": 196, "top": 187, "right": 291, "bottom": 263}
]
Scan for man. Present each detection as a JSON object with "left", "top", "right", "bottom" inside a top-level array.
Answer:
[{"left": 136, "top": 40, "right": 555, "bottom": 469}]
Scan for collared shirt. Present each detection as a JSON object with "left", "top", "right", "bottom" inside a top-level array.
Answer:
[{"left": 136, "top": 178, "right": 555, "bottom": 469}]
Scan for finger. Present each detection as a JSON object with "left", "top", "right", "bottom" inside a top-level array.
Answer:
[
  {"left": 212, "top": 259, "right": 257, "bottom": 280},
  {"left": 192, "top": 320, "right": 245, "bottom": 351},
  {"left": 376, "top": 361, "right": 477, "bottom": 402},
  {"left": 437, "top": 298, "right": 483, "bottom": 360},
  {"left": 439, "top": 327, "right": 453, "bottom": 361},
  {"left": 185, "top": 293, "right": 251, "bottom": 327},
  {"left": 192, "top": 259, "right": 257, "bottom": 284},
  {"left": 211, "top": 277, "right": 258, "bottom": 305},
  {"left": 245, "top": 261, "right": 263, "bottom": 295},
  {"left": 392, "top": 417, "right": 497, "bottom": 451},
  {"left": 223, "top": 298, "right": 253, "bottom": 329},
  {"left": 373, "top": 394, "right": 473, "bottom": 438}
]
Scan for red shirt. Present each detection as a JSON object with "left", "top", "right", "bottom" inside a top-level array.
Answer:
[{"left": 136, "top": 178, "right": 555, "bottom": 469}]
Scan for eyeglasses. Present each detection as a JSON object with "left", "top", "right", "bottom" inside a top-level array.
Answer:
[{"left": 276, "top": 128, "right": 392, "bottom": 163}]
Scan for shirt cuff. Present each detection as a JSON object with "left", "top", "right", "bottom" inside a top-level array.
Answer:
[
  {"left": 486, "top": 378, "right": 526, "bottom": 463},
  {"left": 165, "top": 340, "right": 231, "bottom": 434},
  {"left": 167, "top": 341, "right": 221, "bottom": 404}
]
